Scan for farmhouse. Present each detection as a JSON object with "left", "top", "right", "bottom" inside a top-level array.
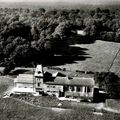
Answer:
[
  {"left": 13, "top": 65, "right": 95, "bottom": 100},
  {"left": 45, "top": 77, "right": 94, "bottom": 99}
]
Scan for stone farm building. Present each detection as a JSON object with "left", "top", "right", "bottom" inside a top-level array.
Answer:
[{"left": 13, "top": 65, "right": 95, "bottom": 100}]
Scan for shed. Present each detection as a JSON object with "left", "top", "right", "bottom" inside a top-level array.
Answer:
[{"left": 77, "top": 30, "right": 86, "bottom": 36}]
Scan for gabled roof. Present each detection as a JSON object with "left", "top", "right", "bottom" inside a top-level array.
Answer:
[
  {"left": 44, "top": 71, "right": 52, "bottom": 77},
  {"left": 52, "top": 72, "right": 66, "bottom": 77},
  {"left": 34, "top": 64, "right": 44, "bottom": 77},
  {"left": 44, "top": 71, "right": 54, "bottom": 82},
  {"left": 14, "top": 74, "right": 34, "bottom": 83},
  {"left": 45, "top": 77, "right": 94, "bottom": 86}
]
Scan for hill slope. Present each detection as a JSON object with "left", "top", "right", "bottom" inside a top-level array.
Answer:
[
  {"left": 0, "top": 98, "right": 119, "bottom": 120},
  {"left": 0, "top": 76, "right": 14, "bottom": 97},
  {"left": 57, "top": 40, "right": 120, "bottom": 76}
]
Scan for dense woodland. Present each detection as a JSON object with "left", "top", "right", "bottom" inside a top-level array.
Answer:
[{"left": 0, "top": 7, "right": 120, "bottom": 73}]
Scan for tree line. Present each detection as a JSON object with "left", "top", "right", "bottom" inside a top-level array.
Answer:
[{"left": 0, "top": 7, "right": 120, "bottom": 74}]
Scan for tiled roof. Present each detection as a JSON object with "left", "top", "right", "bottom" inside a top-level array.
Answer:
[{"left": 45, "top": 77, "right": 94, "bottom": 86}]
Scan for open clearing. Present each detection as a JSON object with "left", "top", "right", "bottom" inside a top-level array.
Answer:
[{"left": 57, "top": 40, "right": 120, "bottom": 76}]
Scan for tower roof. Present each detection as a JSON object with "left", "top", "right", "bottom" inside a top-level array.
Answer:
[{"left": 34, "top": 64, "right": 44, "bottom": 77}]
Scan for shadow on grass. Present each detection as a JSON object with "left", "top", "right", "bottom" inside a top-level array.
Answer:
[
  {"left": 40, "top": 36, "right": 94, "bottom": 66},
  {"left": 40, "top": 46, "right": 91, "bottom": 66},
  {"left": 7, "top": 36, "right": 93, "bottom": 69},
  {"left": 68, "top": 36, "right": 96, "bottom": 45},
  {"left": 9, "top": 69, "right": 30, "bottom": 75}
]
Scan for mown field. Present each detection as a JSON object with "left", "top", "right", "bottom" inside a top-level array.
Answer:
[
  {"left": 56, "top": 40, "right": 120, "bottom": 76},
  {"left": 0, "top": 98, "right": 120, "bottom": 120}
]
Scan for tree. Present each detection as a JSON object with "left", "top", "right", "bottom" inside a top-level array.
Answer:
[
  {"left": 53, "top": 21, "right": 73, "bottom": 39},
  {"left": 94, "top": 72, "right": 120, "bottom": 99},
  {"left": 1, "top": 22, "right": 32, "bottom": 41},
  {"left": 38, "top": 8, "right": 45, "bottom": 15},
  {"left": 3, "top": 59, "right": 15, "bottom": 75},
  {"left": 31, "top": 24, "right": 39, "bottom": 40},
  {"left": 115, "top": 29, "right": 120, "bottom": 42}
]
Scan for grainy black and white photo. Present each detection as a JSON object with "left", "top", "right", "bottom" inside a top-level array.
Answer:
[{"left": 0, "top": 0, "right": 120, "bottom": 119}]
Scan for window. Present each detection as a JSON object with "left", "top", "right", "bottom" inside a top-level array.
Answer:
[
  {"left": 37, "top": 78, "right": 40, "bottom": 81},
  {"left": 70, "top": 86, "right": 74, "bottom": 91},
  {"left": 77, "top": 86, "right": 83, "bottom": 92},
  {"left": 84, "top": 87, "right": 91, "bottom": 93},
  {"left": 85, "top": 87, "right": 87, "bottom": 92},
  {"left": 64, "top": 85, "right": 69, "bottom": 91},
  {"left": 38, "top": 71, "right": 41, "bottom": 74},
  {"left": 87, "top": 87, "right": 90, "bottom": 92},
  {"left": 38, "top": 83, "right": 40, "bottom": 87},
  {"left": 77, "top": 86, "right": 80, "bottom": 92}
]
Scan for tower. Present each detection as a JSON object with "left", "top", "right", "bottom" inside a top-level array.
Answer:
[{"left": 34, "top": 65, "right": 44, "bottom": 92}]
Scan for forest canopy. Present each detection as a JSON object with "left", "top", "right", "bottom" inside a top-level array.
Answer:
[{"left": 0, "top": 7, "right": 120, "bottom": 74}]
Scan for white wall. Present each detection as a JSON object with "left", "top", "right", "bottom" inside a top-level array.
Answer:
[
  {"left": 15, "top": 83, "right": 33, "bottom": 88},
  {"left": 43, "top": 84, "right": 63, "bottom": 93}
]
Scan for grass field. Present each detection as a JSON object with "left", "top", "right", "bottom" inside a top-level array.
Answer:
[
  {"left": 0, "top": 76, "right": 14, "bottom": 97},
  {"left": 0, "top": 98, "right": 119, "bottom": 120},
  {"left": 55, "top": 40, "right": 120, "bottom": 76}
]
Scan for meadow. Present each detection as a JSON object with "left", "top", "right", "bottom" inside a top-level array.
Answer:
[
  {"left": 56, "top": 40, "right": 120, "bottom": 77},
  {"left": 0, "top": 97, "right": 119, "bottom": 120}
]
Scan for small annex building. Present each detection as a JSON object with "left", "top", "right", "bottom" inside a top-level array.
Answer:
[
  {"left": 13, "top": 74, "right": 35, "bottom": 93},
  {"left": 76, "top": 30, "right": 86, "bottom": 36}
]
